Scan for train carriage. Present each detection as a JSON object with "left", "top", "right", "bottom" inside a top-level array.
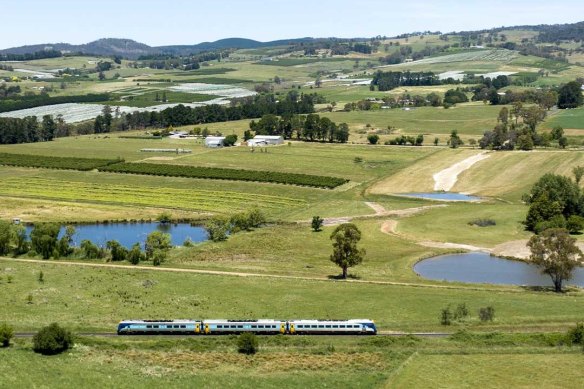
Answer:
[
  {"left": 117, "top": 320, "right": 202, "bottom": 335},
  {"left": 288, "top": 319, "right": 376, "bottom": 335},
  {"left": 203, "top": 319, "right": 286, "bottom": 334}
]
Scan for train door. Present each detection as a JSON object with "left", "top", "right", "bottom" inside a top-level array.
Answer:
[{"left": 280, "top": 323, "right": 286, "bottom": 334}]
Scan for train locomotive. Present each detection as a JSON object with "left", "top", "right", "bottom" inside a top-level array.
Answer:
[{"left": 117, "top": 319, "right": 377, "bottom": 335}]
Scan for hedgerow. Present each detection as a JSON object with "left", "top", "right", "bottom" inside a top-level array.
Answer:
[
  {"left": 99, "top": 162, "right": 348, "bottom": 188},
  {"left": 0, "top": 153, "right": 121, "bottom": 171}
]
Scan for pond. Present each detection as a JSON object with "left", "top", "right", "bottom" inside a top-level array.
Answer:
[
  {"left": 414, "top": 252, "right": 584, "bottom": 287},
  {"left": 402, "top": 192, "right": 481, "bottom": 201},
  {"left": 27, "top": 223, "right": 208, "bottom": 248}
]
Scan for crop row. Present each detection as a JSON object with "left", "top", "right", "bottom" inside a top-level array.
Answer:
[
  {"left": 0, "top": 153, "right": 121, "bottom": 171},
  {"left": 99, "top": 162, "right": 348, "bottom": 189},
  {"left": 0, "top": 177, "right": 302, "bottom": 213}
]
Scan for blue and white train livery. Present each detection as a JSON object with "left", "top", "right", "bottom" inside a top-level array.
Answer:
[{"left": 117, "top": 319, "right": 377, "bottom": 335}]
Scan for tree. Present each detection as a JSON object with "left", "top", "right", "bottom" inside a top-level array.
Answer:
[
  {"left": 56, "top": 225, "right": 75, "bottom": 257},
  {"left": 0, "top": 323, "right": 14, "bottom": 347},
  {"left": 312, "top": 216, "right": 324, "bottom": 232},
  {"left": 551, "top": 126, "right": 564, "bottom": 141},
  {"left": 528, "top": 228, "right": 583, "bottom": 292},
  {"left": 329, "top": 223, "right": 366, "bottom": 279},
  {"left": 559, "top": 136, "right": 568, "bottom": 149},
  {"left": 106, "top": 240, "right": 128, "bottom": 262},
  {"left": 33, "top": 323, "right": 74, "bottom": 355},
  {"left": 145, "top": 231, "right": 171, "bottom": 260},
  {"left": 98, "top": 71, "right": 105, "bottom": 81},
  {"left": 0, "top": 220, "right": 11, "bottom": 256},
  {"left": 80, "top": 240, "right": 104, "bottom": 259},
  {"left": 237, "top": 332, "right": 258, "bottom": 354},
  {"left": 206, "top": 217, "right": 230, "bottom": 242},
  {"left": 30, "top": 223, "right": 60, "bottom": 259},
  {"left": 367, "top": 134, "right": 379, "bottom": 145},
  {"left": 557, "top": 81, "right": 583, "bottom": 109},
  {"left": 11, "top": 224, "right": 29, "bottom": 255},
  {"left": 224, "top": 134, "right": 238, "bottom": 146},
  {"left": 573, "top": 166, "right": 584, "bottom": 185},
  {"left": 127, "top": 243, "right": 144, "bottom": 265},
  {"left": 448, "top": 130, "right": 463, "bottom": 148}
]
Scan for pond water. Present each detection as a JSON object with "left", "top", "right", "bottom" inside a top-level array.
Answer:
[
  {"left": 402, "top": 192, "right": 481, "bottom": 201},
  {"left": 414, "top": 252, "right": 584, "bottom": 287},
  {"left": 27, "top": 223, "right": 208, "bottom": 248}
]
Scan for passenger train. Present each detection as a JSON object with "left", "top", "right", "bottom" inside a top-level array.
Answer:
[{"left": 117, "top": 319, "right": 377, "bottom": 335}]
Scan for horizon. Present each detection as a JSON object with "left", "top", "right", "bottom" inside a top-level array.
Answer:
[{"left": 3, "top": 0, "right": 584, "bottom": 49}]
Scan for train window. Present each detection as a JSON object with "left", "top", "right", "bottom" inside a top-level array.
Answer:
[
  {"left": 340, "top": 325, "right": 346, "bottom": 328},
  {"left": 174, "top": 325, "right": 179, "bottom": 328},
  {"left": 325, "top": 325, "right": 331, "bottom": 328},
  {"left": 237, "top": 325, "right": 243, "bottom": 329},
  {"left": 311, "top": 325, "right": 317, "bottom": 328},
  {"left": 180, "top": 325, "right": 186, "bottom": 328},
  {"left": 333, "top": 325, "right": 339, "bottom": 328},
  {"left": 251, "top": 325, "right": 257, "bottom": 329},
  {"left": 146, "top": 325, "right": 152, "bottom": 329},
  {"left": 154, "top": 325, "right": 159, "bottom": 328},
  {"left": 217, "top": 325, "right": 223, "bottom": 329}
]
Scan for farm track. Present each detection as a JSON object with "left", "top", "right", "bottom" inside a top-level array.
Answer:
[{"left": 0, "top": 257, "right": 526, "bottom": 293}]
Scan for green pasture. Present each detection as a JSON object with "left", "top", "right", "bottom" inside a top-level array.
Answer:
[
  {"left": 392, "top": 353, "right": 584, "bottom": 388},
  {"left": 1, "top": 258, "right": 583, "bottom": 333},
  {"left": 321, "top": 103, "right": 501, "bottom": 139}
]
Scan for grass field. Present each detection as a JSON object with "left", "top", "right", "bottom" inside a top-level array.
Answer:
[
  {"left": 1, "top": 259, "right": 584, "bottom": 333},
  {"left": 391, "top": 353, "right": 584, "bottom": 388}
]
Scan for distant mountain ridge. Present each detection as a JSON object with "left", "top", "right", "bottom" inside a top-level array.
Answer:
[{"left": 0, "top": 37, "right": 319, "bottom": 59}]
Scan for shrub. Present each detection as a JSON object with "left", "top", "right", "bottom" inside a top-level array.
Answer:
[
  {"left": 156, "top": 212, "right": 172, "bottom": 224},
  {"left": 237, "top": 332, "right": 258, "bottom": 355},
  {"left": 206, "top": 217, "right": 230, "bottom": 242},
  {"left": 38, "top": 271, "right": 44, "bottom": 283},
  {"left": 127, "top": 243, "right": 144, "bottom": 265},
  {"left": 33, "top": 323, "right": 74, "bottom": 355},
  {"left": 367, "top": 134, "right": 379, "bottom": 145},
  {"left": 440, "top": 306, "right": 453, "bottom": 325},
  {"left": 312, "top": 216, "right": 324, "bottom": 232},
  {"left": 567, "top": 215, "right": 584, "bottom": 234},
  {"left": 106, "top": 240, "right": 128, "bottom": 262},
  {"left": 80, "top": 240, "right": 105, "bottom": 259},
  {"left": 468, "top": 218, "right": 496, "bottom": 227},
  {"left": 566, "top": 323, "right": 584, "bottom": 345},
  {"left": 534, "top": 214, "right": 567, "bottom": 234},
  {"left": 0, "top": 322, "right": 14, "bottom": 347},
  {"left": 479, "top": 306, "right": 495, "bottom": 322},
  {"left": 453, "top": 303, "right": 470, "bottom": 321}
]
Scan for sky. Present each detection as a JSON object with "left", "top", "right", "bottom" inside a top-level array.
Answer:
[{"left": 3, "top": 0, "right": 584, "bottom": 48}]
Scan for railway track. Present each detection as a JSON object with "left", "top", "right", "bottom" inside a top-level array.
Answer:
[{"left": 14, "top": 331, "right": 452, "bottom": 338}]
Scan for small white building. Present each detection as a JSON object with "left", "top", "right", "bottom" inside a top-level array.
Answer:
[
  {"left": 249, "top": 135, "right": 284, "bottom": 146},
  {"left": 204, "top": 136, "right": 226, "bottom": 148}
]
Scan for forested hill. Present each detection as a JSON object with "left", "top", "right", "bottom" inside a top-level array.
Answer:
[{"left": 0, "top": 37, "right": 318, "bottom": 59}]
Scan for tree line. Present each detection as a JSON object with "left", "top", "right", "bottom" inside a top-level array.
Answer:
[{"left": 248, "top": 113, "right": 349, "bottom": 143}]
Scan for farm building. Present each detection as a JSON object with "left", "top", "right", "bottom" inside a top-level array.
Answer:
[
  {"left": 204, "top": 136, "right": 226, "bottom": 148},
  {"left": 247, "top": 135, "right": 284, "bottom": 146}
]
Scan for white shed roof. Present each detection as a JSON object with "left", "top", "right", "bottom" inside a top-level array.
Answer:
[{"left": 253, "top": 135, "right": 282, "bottom": 140}]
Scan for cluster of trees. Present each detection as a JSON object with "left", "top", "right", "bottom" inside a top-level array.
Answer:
[
  {"left": 0, "top": 221, "right": 172, "bottom": 265},
  {"left": 0, "top": 115, "right": 67, "bottom": 144},
  {"left": 344, "top": 93, "right": 443, "bottom": 111},
  {"left": 478, "top": 105, "right": 551, "bottom": 150},
  {"left": 133, "top": 51, "right": 229, "bottom": 70},
  {"left": 0, "top": 92, "right": 110, "bottom": 114},
  {"left": 249, "top": 113, "right": 349, "bottom": 143},
  {"left": 206, "top": 208, "right": 266, "bottom": 242},
  {"left": 0, "top": 84, "right": 20, "bottom": 98},
  {"left": 385, "top": 134, "right": 424, "bottom": 146},
  {"left": 524, "top": 173, "right": 584, "bottom": 234},
  {"left": 371, "top": 71, "right": 441, "bottom": 91},
  {"left": 0, "top": 50, "right": 62, "bottom": 62},
  {"left": 370, "top": 71, "right": 511, "bottom": 92},
  {"left": 94, "top": 92, "right": 316, "bottom": 132},
  {"left": 378, "top": 44, "right": 451, "bottom": 65}
]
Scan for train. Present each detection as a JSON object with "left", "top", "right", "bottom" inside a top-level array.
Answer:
[{"left": 117, "top": 319, "right": 377, "bottom": 335}]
